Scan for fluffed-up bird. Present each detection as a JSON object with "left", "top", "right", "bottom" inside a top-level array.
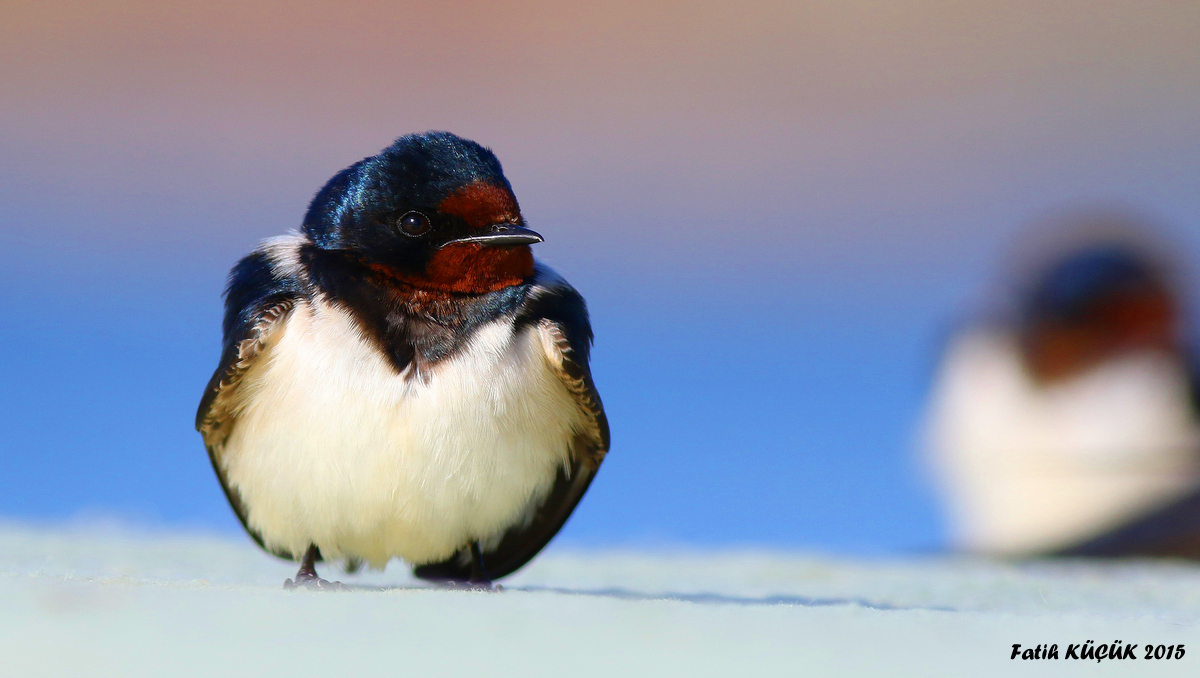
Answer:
[
  {"left": 197, "top": 132, "right": 609, "bottom": 588},
  {"left": 923, "top": 222, "right": 1200, "bottom": 557}
]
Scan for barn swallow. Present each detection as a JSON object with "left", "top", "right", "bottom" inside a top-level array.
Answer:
[
  {"left": 924, "top": 232, "right": 1200, "bottom": 557},
  {"left": 196, "top": 132, "right": 609, "bottom": 588}
]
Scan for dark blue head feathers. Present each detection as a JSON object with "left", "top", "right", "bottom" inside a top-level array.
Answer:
[
  {"left": 1025, "top": 245, "right": 1163, "bottom": 324},
  {"left": 302, "top": 131, "right": 512, "bottom": 250}
]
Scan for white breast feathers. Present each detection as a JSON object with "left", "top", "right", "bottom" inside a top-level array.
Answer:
[{"left": 216, "top": 297, "right": 586, "bottom": 568}]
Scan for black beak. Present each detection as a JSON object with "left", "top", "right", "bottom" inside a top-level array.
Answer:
[{"left": 442, "top": 224, "right": 544, "bottom": 248}]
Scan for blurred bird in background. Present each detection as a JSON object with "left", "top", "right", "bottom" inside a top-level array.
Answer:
[
  {"left": 923, "top": 212, "right": 1200, "bottom": 558},
  {"left": 196, "top": 132, "right": 609, "bottom": 588}
]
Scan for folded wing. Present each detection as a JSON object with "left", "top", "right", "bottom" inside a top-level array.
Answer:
[
  {"left": 414, "top": 276, "right": 609, "bottom": 581},
  {"left": 196, "top": 250, "right": 303, "bottom": 560}
]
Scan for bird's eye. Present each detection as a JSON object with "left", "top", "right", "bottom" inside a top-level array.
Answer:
[{"left": 398, "top": 211, "right": 431, "bottom": 236}]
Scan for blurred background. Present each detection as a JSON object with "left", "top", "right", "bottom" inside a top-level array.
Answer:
[{"left": 2, "top": 0, "right": 1198, "bottom": 555}]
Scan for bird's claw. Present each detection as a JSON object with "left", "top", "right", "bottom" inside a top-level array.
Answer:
[
  {"left": 283, "top": 575, "right": 350, "bottom": 591},
  {"left": 435, "top": 579, "right": 502, "bottom": 592}
]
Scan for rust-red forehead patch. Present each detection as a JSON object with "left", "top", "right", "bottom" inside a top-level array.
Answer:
[{"left": 437, "top": 181, "right": 521, "bottom": 229}]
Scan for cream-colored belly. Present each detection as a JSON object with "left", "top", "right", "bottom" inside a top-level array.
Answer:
[
  {"left": 219, "top": 299, "right": 581, "bottom": 568},
  {"left": 925, "top": 332, "right": 1200, "bottom": 554}
]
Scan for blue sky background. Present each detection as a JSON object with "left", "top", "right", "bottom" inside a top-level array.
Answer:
[{"left": 2, "top": 0, "right": 1199, "bottom": 553}]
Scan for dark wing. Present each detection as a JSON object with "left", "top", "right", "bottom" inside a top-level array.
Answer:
[
  {"left": 414, "top": 275, "right": 609, "bottom": 581},
  {"left": 196, "top": 249, "right": 305, "bottom": 560},
  {"left": 1055, "top": 486, "right": 1200, "bottom": 559},
  {"left": 1187, "top": 345, "right": 1200, "bottom": 421}
]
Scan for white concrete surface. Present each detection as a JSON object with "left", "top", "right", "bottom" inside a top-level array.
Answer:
[{"left": 2, "top": 522, "right": 1198, "bottom": 676}]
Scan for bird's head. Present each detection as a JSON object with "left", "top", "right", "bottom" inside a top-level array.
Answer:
[
  {"left": 1020, "top": 244, "right": 1178, "bottom": 383},
  {"left": 302, "top": 131, "right": 541, "bottom": 294}
]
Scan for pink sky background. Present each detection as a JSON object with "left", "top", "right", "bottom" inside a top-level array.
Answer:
[{"left": 5, "top": 0, "right": 1199, "bottom": 298}]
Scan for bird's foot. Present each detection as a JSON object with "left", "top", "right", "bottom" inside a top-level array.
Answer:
[
  {"left": 283, "top": 544, "right": 348, "bottom": 591},
  {"left": 283, "top": 573, "right": 349, "bottom": 591},
  {"left": 435, "top": 579, "right": 502, "bottom": 592}
]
